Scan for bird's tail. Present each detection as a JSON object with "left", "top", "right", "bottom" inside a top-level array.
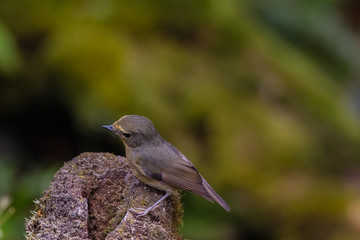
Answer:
[{"left": 201, "top": 176, "right": 230, "bottom": 212}]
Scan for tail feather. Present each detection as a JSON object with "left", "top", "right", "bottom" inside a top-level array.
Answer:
[{"left": 201, "top": 176, "right": 230, "bottom": 212}]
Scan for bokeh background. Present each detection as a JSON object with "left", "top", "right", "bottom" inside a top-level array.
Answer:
[{"left": 1, "top": 0, "right": 360, "bottom": 239}]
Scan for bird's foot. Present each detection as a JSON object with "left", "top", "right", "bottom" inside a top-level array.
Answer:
[
  {"left": 129, "top": 192, "right": 170, "bottom": 218},
  {"left": 129, "top": 205, "right": 160, "bottom": 217},
  {"left": 129, "top": 208, "right": 149, "bottom": 217}
]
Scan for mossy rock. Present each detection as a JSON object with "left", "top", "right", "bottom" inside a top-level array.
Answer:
[{"left": 25, "top": 152, "right": 183, "bottom": 240}]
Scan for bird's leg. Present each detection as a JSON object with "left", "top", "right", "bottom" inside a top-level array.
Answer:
[{"left": 130, "top": 192, "right": 171, "bottom": 217}]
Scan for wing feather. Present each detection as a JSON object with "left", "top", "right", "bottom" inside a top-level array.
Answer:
[{"left": 161, "top": 161, "right": 214, "bottom": 202}]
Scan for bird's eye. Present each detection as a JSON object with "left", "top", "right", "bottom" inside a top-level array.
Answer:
[{"left": 122, "top": 132, "right": 131, "bottom": 138}]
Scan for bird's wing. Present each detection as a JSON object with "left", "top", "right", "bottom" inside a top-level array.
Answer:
[
  {"left": 160, "top": 158, "right": 230, "bottom": 212},
  {"left": 134, "top": 143, "right": 230, "bottom": 212},
  {"left": 161, "top": 160, "right": 214, "bottom": 202},
  {"left": 135, "top": 145, "right": 213, "bottom": 203}
]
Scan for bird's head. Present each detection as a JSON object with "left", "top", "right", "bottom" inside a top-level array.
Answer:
[{"left": 103, "top": 115, "right": 161, "bottom": 148}]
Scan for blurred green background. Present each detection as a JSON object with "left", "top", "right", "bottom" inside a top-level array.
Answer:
[{"left": 1, "top": 0, "right": 360, "bottom": 239}]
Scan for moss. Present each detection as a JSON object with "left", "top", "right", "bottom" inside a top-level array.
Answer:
[{"left": 171, "top": 191, "right": 184, "bottom": 232}]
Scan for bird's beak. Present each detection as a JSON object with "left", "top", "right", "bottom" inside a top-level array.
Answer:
[{"left": 102, "top": 125, "right": 114, "bottom": 131}]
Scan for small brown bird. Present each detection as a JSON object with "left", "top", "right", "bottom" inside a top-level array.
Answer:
[{"left": 103, "top": 115, "right": 230, "bottom": 216}]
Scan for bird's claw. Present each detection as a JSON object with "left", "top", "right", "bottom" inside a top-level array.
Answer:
[
  {"left": 129, "top": 204, "right": 161, "bottom": 218},
  {"left": 132, "top": 207, "right": 147, "bottom": 212},
  {"left": 129, "top": 208, "right": 148, "bottom": 217}
]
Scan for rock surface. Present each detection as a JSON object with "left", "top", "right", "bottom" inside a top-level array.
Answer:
[{"left": 25, "top": 152, "right": 183, "bottom": 240}]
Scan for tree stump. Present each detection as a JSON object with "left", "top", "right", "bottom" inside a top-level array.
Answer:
[{"left": 25, "top": 152, "right": 183, "bottom": 240}]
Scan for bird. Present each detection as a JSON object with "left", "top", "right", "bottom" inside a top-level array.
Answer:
[{"left": 103, "top": 115, "right": 230, "bottom": 216}]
